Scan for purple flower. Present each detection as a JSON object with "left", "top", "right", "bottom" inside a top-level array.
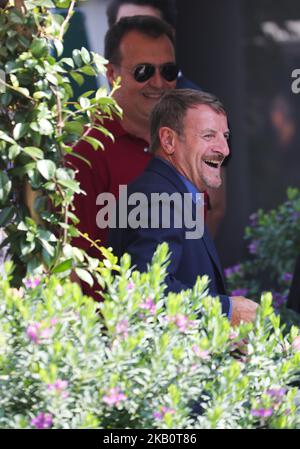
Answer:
[
  {"left": 103, "top": 387, "right": 127, "bottom": 406},
  {"left": 26, "top": 323, "right": 41, "bottom": 344},
  {"left": 23, "top": 277, "right": 41, "bottom": 289},
  {"left": 153, "top": 406, "right": 175, "bottom": 420},
  {"left": 116, "top": 319, "right": 129, "bottom": 338},
  {"left": 224, "top": 264, "right": 241, "bottom": 278},
  {"left": 127, "top": 281, "right": 134, "bottom": 291},
  {"left": 231, "top": 288, "right": 249, "bottom": 297},
  {"left": 31, "top": 412, "right": 53, "bottom": 429},
  {"left": 291, "top": 211, "right": 300, "bottom": 222},
  {"left": 140, "top": 297, "right": 156, "bottom": 315},
  {"left": 251, "top": 408, "right": 273, "bottom": 418},
  {"left": 283, "top": 272, "right": 293, "bottom": 283},
  {"left": 192, "top": 345, "right": 210, "bottom": 360},
  {"left": 248, "top": 240, "right": 259, "bottom": 255},
  {"left": 266, "top": 388, "right": 286, "bottom": 399},
  {"left": 249, "top": 213, "right": 258, "bottom": 227},
  {"left": 47, "top": 379, "right": 69, "bottom": 398},
  {"left": 272, "top": 292, "right": 287, "bottom": 309}
]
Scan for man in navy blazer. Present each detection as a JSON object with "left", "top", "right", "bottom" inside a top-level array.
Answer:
[{"left": 108, "top": 89, "right": 257, "bottom": 325}]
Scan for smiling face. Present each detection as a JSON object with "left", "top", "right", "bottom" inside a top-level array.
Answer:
[
  {"left": 159, "top": 104, "right": 230, "bottom": 191},
  {"left": 107, "top": 30, "right": 176, "bottom": 132}
]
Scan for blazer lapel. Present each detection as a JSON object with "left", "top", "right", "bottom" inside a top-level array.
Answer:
[{"left": 202, "top": 225, "right": 226, "bottom": 286}]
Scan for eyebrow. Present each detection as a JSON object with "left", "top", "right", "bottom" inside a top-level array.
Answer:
[{"left": 200, "top": 128, "right": 231, "bottom": 135}]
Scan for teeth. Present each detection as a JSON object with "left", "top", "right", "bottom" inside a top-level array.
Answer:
[{"left": 204, "top": 160, "right": 219, "bottom": 167}]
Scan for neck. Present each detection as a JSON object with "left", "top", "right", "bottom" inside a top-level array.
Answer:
[{"left": 120, "top": 115, "right": 150, "bottom": 143}]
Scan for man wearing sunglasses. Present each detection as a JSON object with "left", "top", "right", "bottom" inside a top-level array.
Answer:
[
  {"left": 106, "top": 0, "right": 229, "bottom": 239},
  {"left": 68, "top": 16, "right": 177, "bottom": 298}
]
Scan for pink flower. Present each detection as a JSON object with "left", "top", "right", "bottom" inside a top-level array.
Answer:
[
  {"left": 31, "top": 412, "right": 53, "bottom": 429},
  {"left": 229, "top": 331, "right": 239, "bottom": 340},
  {"left": 251, "top": 408, "right": 273, "bottom": 418},
  {"left": 192, "top": 345, "right": 210, "bottom": 360},
  {"left": 153, "top": 406, "right": 175, "bottom": 420},
  {"left": 116, "top": 319, "right": 129, "bottom": 338},
  {"left": 103, "top": 387, "right": 127, "bottom": 407},
  {"left": 166, "top": 314, "right": 194, "bottom": 332},
  {"left": 140, "top": 297, "right": 156, "bottom": 315},
  {"left": 292, "top": 336, "right": 300, "bottom": 352},
  {"left": 26, "top": 323, "right": 41, "bottom": 344},
  {"left": 26, "top": 319, "right": 56, "bottom": 344},
  {"left": 47, "top": 379, "right": 69, "bottom": 398},
  {"left": 127, "top": 281, "right": 134, "bottom": 291},
  {"left": 23, "top": 277, "right": 41, "bottom": 289}
]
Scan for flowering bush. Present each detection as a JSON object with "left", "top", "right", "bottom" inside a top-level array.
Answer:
[
  {"left": 225, "top": 188, "right": 300, "bottom": 326},
  {"left": 1, "top": 244, "right": 300, "bottom": 429}
]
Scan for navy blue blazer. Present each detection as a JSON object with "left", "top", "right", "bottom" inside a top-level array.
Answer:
[{"left": 108, "top": 157, "right": 230, "bottom": 316}]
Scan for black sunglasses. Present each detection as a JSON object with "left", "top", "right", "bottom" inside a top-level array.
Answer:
[{"left": 132, "top": 63, "right": 179, "bottom": 83}]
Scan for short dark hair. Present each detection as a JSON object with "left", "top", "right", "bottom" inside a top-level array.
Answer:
[
  {"left": 150, "top": 89, "right": 227, "bottom": 153},
  {"left": 104, "top": 15, "right": 175, "bottom": 65},
  {"left": 106, "top": 0, "right": 177, "bottom": 29}
]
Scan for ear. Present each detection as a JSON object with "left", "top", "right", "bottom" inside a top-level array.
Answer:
[
  {"left": 158, "top": 127, "right": 177, "bottom": 155},
  {"left": 106, "top": 62, "right": 119, "bottom": 87}
]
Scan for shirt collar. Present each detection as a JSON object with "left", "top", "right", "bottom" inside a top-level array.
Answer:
[{"left": 155, "top": 156, "right": 201, "bottom": 202}]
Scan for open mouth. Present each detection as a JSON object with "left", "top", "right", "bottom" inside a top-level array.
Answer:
[{"left": 204, "top": 159, "right": 220, "bottom": 169}]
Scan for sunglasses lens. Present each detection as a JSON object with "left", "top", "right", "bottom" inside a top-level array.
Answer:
[
  {"left": 161, "top": 63, "right": 179, "bottom": 82},
  {"left": 134, "top": 64, "right": 155, "bottom": 82}
]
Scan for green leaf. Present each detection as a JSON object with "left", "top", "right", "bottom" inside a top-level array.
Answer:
[
  {"left": 37, "top": 160, "right": 56, "bottom": 180},
  {"left": 8, "top": 144, "right": 21, "bottom": 159},
  {"left": 64, "top": 121, "right": 84, "bottom": 135},
  {"left": 13, "top": 123, "right": 29, "bottom": 141},
  {"left": 30, "top": 38, "right": 48, "bottom": 58},
  {"left": 70, "top": 72, "right": 84, "bottom": 86},
  {"left": 75, "top": 268, "right": 94, "bottom": 287},
  {"left": 22, "top": 147, "right": 44, "bottom": 160},
  {"left": 46, "top": 73, "right": 59, "bottom": 86},
  {"left": 38, "top": 119, "right": 53, "bottom": 136},
  {"left": 60, "top": 58, "right": 75, "bottom": 68},
  {"left": 0, "top": 131, "right": 16, "bottom": 145},
  {"left": 80, "top": 47, "right": 91, "bottom": 64},
  {"left": 72, "top": 49, "right": 83, "bottom": 68},
  {"left": 83, "top": 136, "right": 103, "bottom": 151},
  {"left": 0, "top": 206, "right": 14, "bottom": 227},
  {"left": 33, "top": 91, "right": 49, "bottom": 100},
  {"left": 0, "top": 93, "right": 13, "bottom": 107},
  {"left": 53, "top": 39, "right": 64, "bottom": 57},
  {"left": 80, "top": 66, "right": 96, "bottom": 77},
  {"left": 79, "top": 97, "right": 90, "bottom": 109},
  {"left": 0, "top": 171, "right": 12, "bottom": 206},
  {"left": 32, "top": 0, "right": 55, "bottom": 7},
  {"left": 57, "top": 179, "right": 81, "bottom": 194},
  {"left": 40, "top": 238, "right": 55, "bottom": 257},
  {"left": 52, "top": 259, "right": 73, "bottom": 274}
]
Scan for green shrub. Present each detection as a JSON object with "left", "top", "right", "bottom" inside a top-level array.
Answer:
[
  {"left": 1, "top": 244, "right": 300, "bottom": 429},
  {"left": 225, "top": 188, "right": 300, "bottom": 326}
]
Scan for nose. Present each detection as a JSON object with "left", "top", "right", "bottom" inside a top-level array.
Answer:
[
  {"left": 148, "top": 67, "right": 165, "bottom": 89},
  {"left": 215, "top": 133, "right": 230, "bottom": 158}
]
